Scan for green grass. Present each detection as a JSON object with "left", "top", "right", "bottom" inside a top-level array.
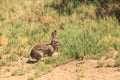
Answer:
[
  {"left": 115, "top": 52, "right": 120, "bottom": 67},
  {"left": 28, "top": 77, "right": 35, "bottom": 80},
  {"left": 11, "top": 68, "right": 26, "bottom": 76},
  {"left": 33, "top": 63, "right": 53, "bottom": 77},
  {"left": 97, "top": 60, "right": 104, "bottom": 68},
  {"left": 0, "top": 60, "right": 10, "bottom": 67},
  {"left": 7, "top": 53, "right": 19, "bottom": 61}
]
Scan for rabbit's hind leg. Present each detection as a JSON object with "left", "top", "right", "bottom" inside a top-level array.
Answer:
[{"left": 36, "top": 50, "right": 44, "bottom": 62}]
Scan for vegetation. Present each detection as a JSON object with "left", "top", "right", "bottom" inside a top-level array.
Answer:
[
  {"left": 115, "top": 52, "right": 120, "bottom": 67},
  {"left": 0, "top": 59, "right": 10, "bottom": 67},
  {"left": 33, "top": 63, "right": 53, "bottom": 77},
  {"left": 7, "top": 53, "right": 19, "bottom": 61},
  {"left": 0, "top": 0, "right": 120, "bottom": 76},
  {"left": 97, "top": 60, "right": 104, "bottom": 68},
  {"left": 11, "top": 68, "right": 26, "bottom": 76},
  {"left": 28, "top": 77, "right": 35, "bottom": 80}
]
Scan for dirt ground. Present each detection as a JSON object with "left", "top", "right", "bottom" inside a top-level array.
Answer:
[{"left": 0, "top": 58, "right": 120, "bottom": 80}]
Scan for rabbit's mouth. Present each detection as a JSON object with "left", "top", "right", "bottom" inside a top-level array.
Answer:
[
  {"left": 51, "top": 40, "right": 61, "bottom": 46},
  {"left": 55, "top": 42, "right": 61, "bottom": 46}
]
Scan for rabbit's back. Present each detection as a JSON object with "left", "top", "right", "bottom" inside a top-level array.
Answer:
[{"left": 33, "top": 43, "right": 54, "bottom": 54}]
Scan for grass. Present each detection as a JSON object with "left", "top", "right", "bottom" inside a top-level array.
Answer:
[
  {"left": 106, "top": 62, "right": 114, "bottom": 67},
  {"left": 0, "top": 59, "right": 10, "bottom": 67},
  {"left": 115, "top": 52, "right": 120, "bottom": 67},
  {"left": 33, "top": 62, "right": 53, "bottom": 77},
  {"left": 97, "top": 60, "right": 104, "bottom": 68},
  {"left": 76, "top": 66, "right": 84, "bottom": 80},
  {"left": 7, "top": 53, "right": 19, "bottom": 61},
  {"left": 0, "top": 0, "right": 120, "bottom": 76},
  {"left": 117, "top": 67, "right": 120, "bottom": 72},
  {"left": 11, "top": 68, "right": 26, "bottom": 76},
  {"left": 28, "top": 77, "right": 35, "bottom": 80},
  {"left": 44, "top": 55, "right": 72, "bottom": 67}
]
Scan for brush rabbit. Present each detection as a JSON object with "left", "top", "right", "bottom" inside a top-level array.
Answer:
[{"left": 30, "top": 30, "right": 61, "bottom": 61}]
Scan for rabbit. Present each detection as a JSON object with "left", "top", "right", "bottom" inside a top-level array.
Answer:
[{"left": 30, "top": 30, "right": 61, "bottom": 61}]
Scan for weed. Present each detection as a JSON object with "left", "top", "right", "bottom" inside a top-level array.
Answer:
[
  {"left": 28, "top": 77, "right": 35, "bottom": 80},
  {"left": 34, "top": 63, "right": 53, "bottom": 77},
  {"left": 7, "top": 53, "right": 19, "bottom": 61},
  {"left": 44, "top": 55, "right": 71, "bottom": 67},
  {"left": 106, "top": 62, "right": 114, "bottom": 67},
  {"left": 11, "top": 68, "right": 26, "bottom": 76},
  {"left": 115, "top": 53, "right": 120, "bottom": 67},
  {"left": 117, "top": 67, "right": 120, "bottom": 72},
  {"left": 115, "top": 59, "right": 120, "bottom": 67},
  {"left": 76, "top": 66, "right": 84, "bottom": 80},
  {"left": 97, "top": 60, "right": 104, "bottom": 68},
  {"left": 0, "top": 60, "right": 10, "bottom": 67}
]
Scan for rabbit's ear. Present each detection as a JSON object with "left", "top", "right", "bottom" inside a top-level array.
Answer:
[{"left": 51, "top": 30, "right": 57, "bottom": 41}]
